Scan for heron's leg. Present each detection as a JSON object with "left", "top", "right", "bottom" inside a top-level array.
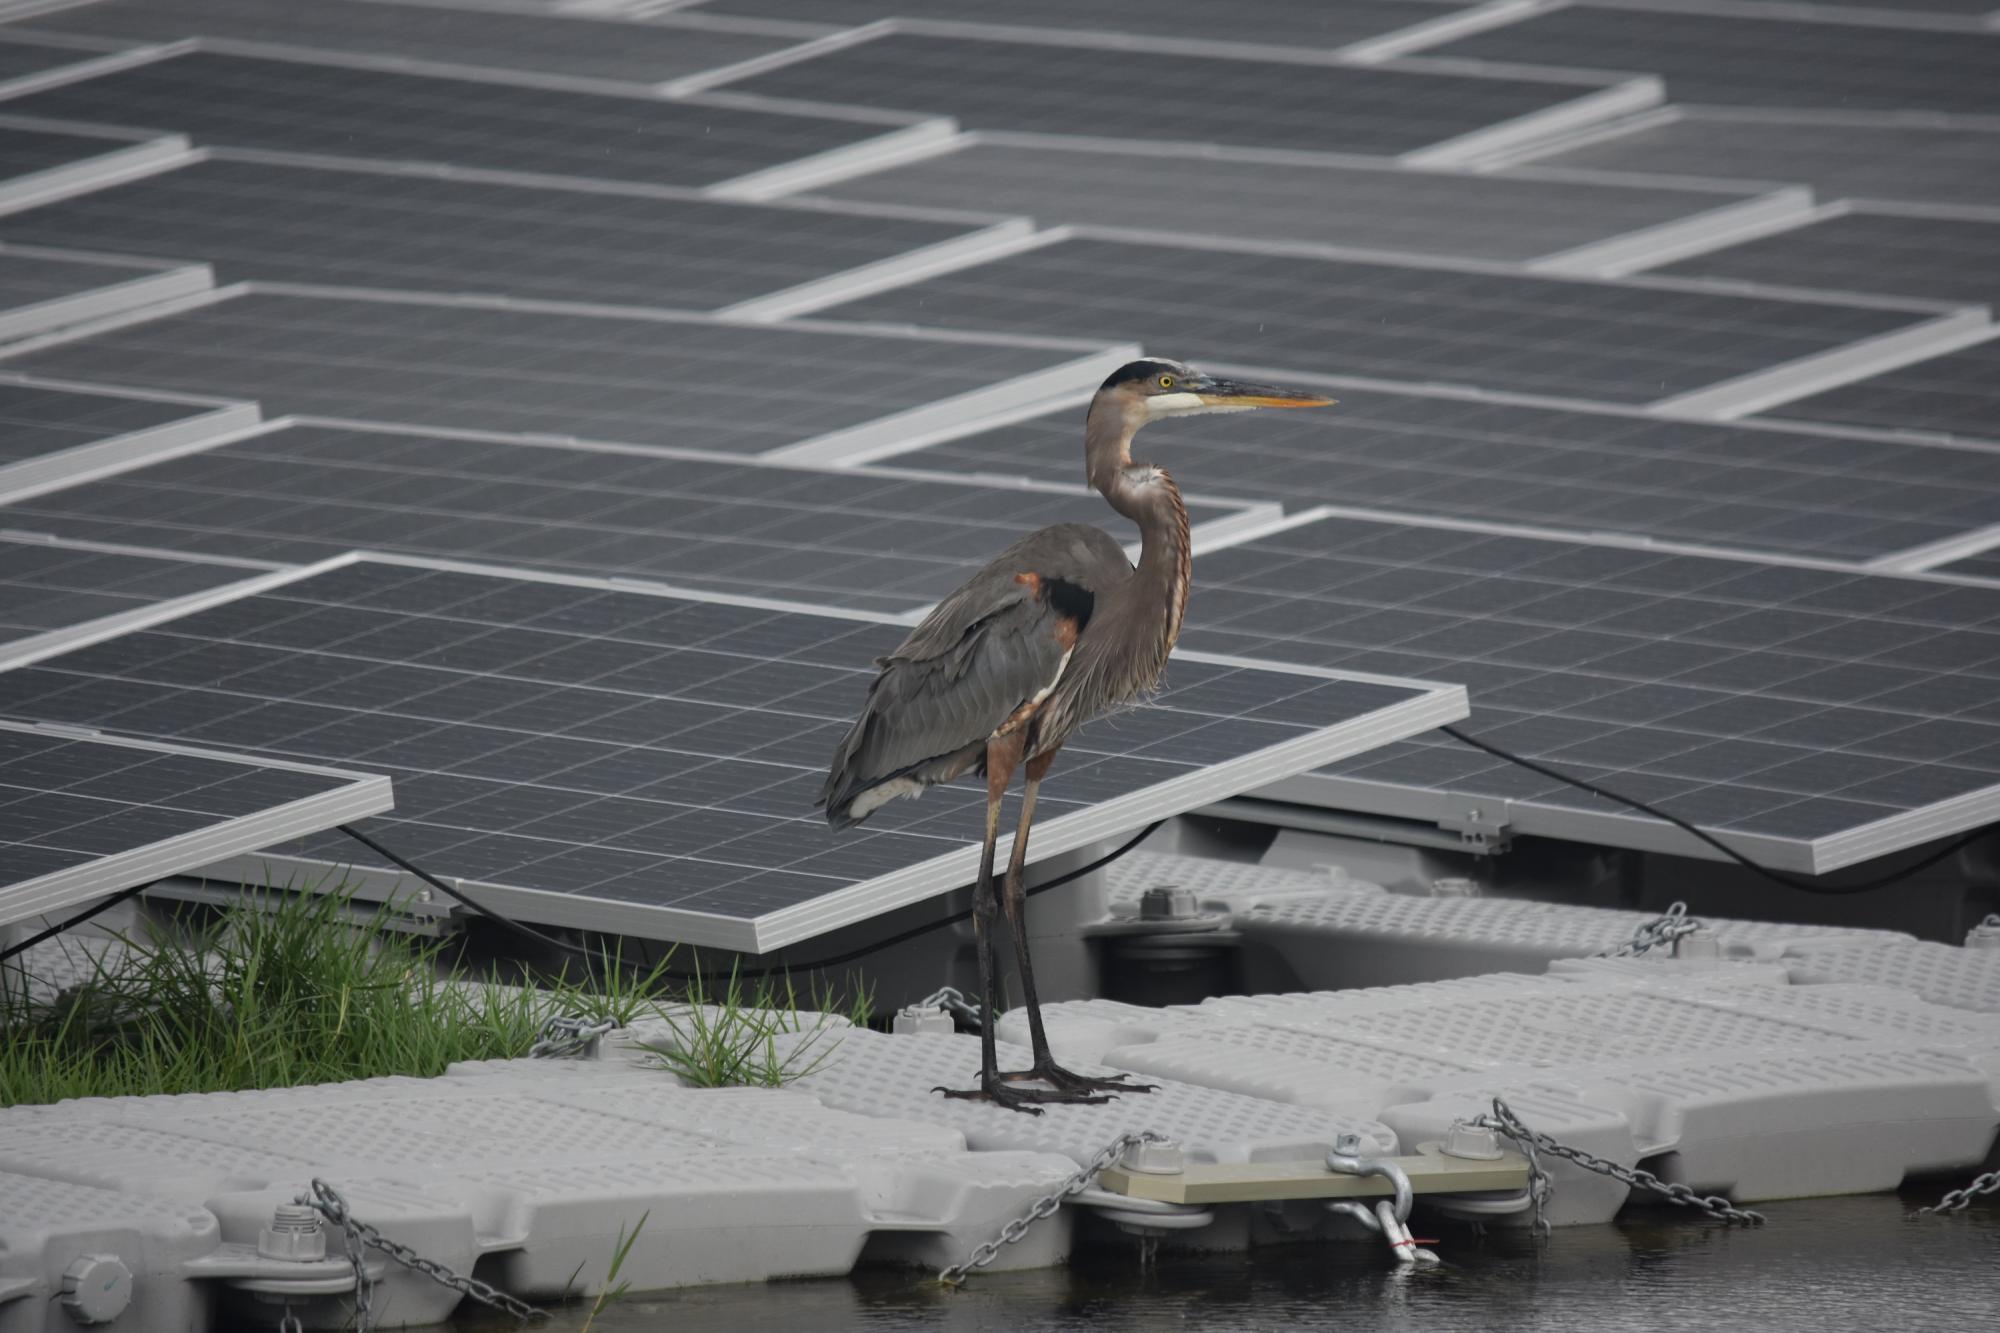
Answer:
[{"left": 996, "top": 746, "right": 1153, "bottom": 1098}]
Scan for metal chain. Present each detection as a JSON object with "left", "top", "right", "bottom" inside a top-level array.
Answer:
[
  {"left": 918, "top": 986, "right": 983, "bottom": 1029},
  {"left": 277, "top": 1312, "right": 303, "bottom": 1333},
  {"left": 1599, "top": 901, "right": 1702, "bottom": 958},
  {"left": 527, "top": 1013, "right": 617, "bottom": 1059},
  {"left": 939, "top": 1131, "right": 1165, "bottom": 1286},
  {"left": 298, "top": 1179, "right": 546, "bottom": 1327},
  {"left": 1476, "top": 1098, "right": 1766, "bottom": 1230},
  {"left": 1916, "top": 1168, "right": 2000, "bottom": 1215}
]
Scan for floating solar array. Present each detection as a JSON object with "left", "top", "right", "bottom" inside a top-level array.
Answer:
[
  {"left": 0, "top": 376, "right": 254, "bottom": 500},
  {"left": 0, "top": 123, "right": 183, "bottom": 195},
  {"left": 2, "top": 289, "right": 1126, "bottom": 454},
  {"left": 1654, "top": 209, "right": 2000, "bottom": 309},
  {"left": 0, "top": 717, "right": 391, "bottom": 928},
  {"left": 814, "top": 233, "right": 1953, "bottom": 405},
  {"left": 13, "top": 0, "right": 804, "bottom": 85},
  {"left": 1509, "top": 110, "right": 2000, "bottom": 213},
  {"left": 1180, "top": 512, "right": 2000, "bottom": 873},
  {"left": 0, "top": 249, "right": 211, "bottom": 343},
  {"left": 1428, "top": 5, "right": 2000, "bottom": 117},
  {"left": 880, "top": 385, "right": 2000, "bottom": 562},
  {"left": 0, "top": 155, "right": 1007, "bottom": 312},
  {"left": 0, "top": 556, "right": 1463, "bottom": 947},
  {"left": 0, "top": 420, "right": 1263, "bottom": 615},
  {"left": 0, "top": 50, "right": 921, "bottom": 188},
  {"left": 1764, "top": 333, "right": 2000, "bottom": 441},
  {"left": 711, "top": 30, "right": 1644, "bottom": 159},
  {"left": 0, "top": 533, "right": 272, "bottom": 654},
  {"left": 811, "top": 137, "right": 1787, "bottom": 263}
]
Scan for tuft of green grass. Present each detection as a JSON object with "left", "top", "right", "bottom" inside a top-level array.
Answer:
[
  {"left": 576, "top": 1211, "right": 648, "bottom": 1333},
  {"left": 0, "top": 884, "right": 864, "bottom": 1107},
  {"left": 637, "top": 965, "right": 869, "bottom": 1090}
]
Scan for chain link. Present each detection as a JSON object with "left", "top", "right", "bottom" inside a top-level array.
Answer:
[
  {"left": 938, "top": 1131, "right": 1165, "bottom": 1286},
  {"left": 527, "top": 1013, "right": 617, "bottom": 1059},
  {"left": 917, "top": 986, "right": 983, "bottom": 1029},
  {"left": 277, "top": 1311, "right": 303, "bottom": 1333},
  {"left": 1916, "top": 1168, "right": 2000, "bottom": 1215},
  {"left": 1475, "top": 1098, "right": 1766, "bottom": 1231},
  {"left": 298, "top": 1179, "right": 546, "bottom": 1328},
  {"left": 1599, "top": 901, "right": 1703, "bottom": 958}
]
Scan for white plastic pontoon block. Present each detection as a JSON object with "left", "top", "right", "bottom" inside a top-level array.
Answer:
[
  {"left": 0, "top": 1058, "right": 1080, "bottom": 1331},
  {"left": 1103, "top": 850, "right": 1379, "bottom": 917},
  {"left": 1782, "top": 939, "right": 2000, "bottom": 1013}
]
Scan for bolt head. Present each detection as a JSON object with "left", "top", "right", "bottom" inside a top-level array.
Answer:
[
  {"left": 259, "top": 1205, "right": 327, "bottom": 1262},
  {"left": 60, "top": 1254, "right": 131, "bottom": 1325},
  {"left": 1440, "top": 1120, "right": 1504, "bottom": 1161},
  {"left": 1333, "top": 1132, "right": 1363, "bottom": 1156},
  {"left": 890, "top": 1005, "right": 956, "bottom": 1036},
  {"left": 1121, "top": 1138, "right": 1186, "bottom": 1175},
  {"left": 1139, "top": 885, "right": 1200, "bottom": 921}
]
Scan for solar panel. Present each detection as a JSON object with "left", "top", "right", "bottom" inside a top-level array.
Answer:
[
  {"left": 1653, "top": 209, "right": 2000, "bottom": 310},
  {"left": 811, "top": 137, "right": 1779, "bottom": 263},
  {"left": 0, "top": 420, "right": 1268, "bottom": 615},
  {"left": 14, "top": 0, "right": 801, "bottom": 85},
  {"left": 1762, "top": 333, "right": 2000, "bottom": 440},
  {"left": 0, "top": 533, "right": 274, "bottom": 654},
  {"left": 687, "top": 0, "right": 1473, "bottom": 48},
  {"left": 0, "top": 34, "right": 122, "bottom": 86},
  {"left": 0, "top": 155, "right": 1002, "bottom": 312},
  {"left": 1506, "top": 110, "right": 2000, "bottom": 213},
  {"left": 0, "top": 123, "right": 179, "bottom": 192},
  {"left": 1174, "top": 509, "right": 2000, "bottom": 874},
  {"left": 875, "top": 383, "right": 2000, "bottom": 563},
  {"left": 0, "top": 289, "right": 1128, "bottom": 456},
  {"left": 0, "top": 376, "right": 256, "bottom": 501},
  {"left": 0, "top": 555, "right": 1463, "bottom": 948},
  {"left": 712, "top": 30, "right": 1639, "bottom": 158},
  {"left": 0, "top": 50, "right": 915, "bottom": 188},
  {"left": 1429, "top": 5, "right": 2000, "bottom": 116},
  {"left": 0, "top": 249, "right": 211, "bottom": 342},
  {"left": 1932, "top": 549, "right": 2000, "bottom": 581},
  {"left": 814, "top": 233, "right": 1946, "bottom": 405},
  {"left": 0, "top": 717, "right": 391, "bottom": 929}
]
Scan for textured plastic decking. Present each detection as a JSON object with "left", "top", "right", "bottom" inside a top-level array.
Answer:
[
  {"left": 1782, "top": 940, "right": 2000, "bottom": 1014},
  {"left": 0, "top": 1058, "right": 1079, "bottom": 1329}
]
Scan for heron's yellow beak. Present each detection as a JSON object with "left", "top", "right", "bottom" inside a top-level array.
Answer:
[{"left": 1192, "top": 374, "right": 1335, "bottom": 409}]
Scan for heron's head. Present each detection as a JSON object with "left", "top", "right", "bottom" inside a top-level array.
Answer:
[{"left": 1097, "top": 358, "right": 1333, "bottom": 425}]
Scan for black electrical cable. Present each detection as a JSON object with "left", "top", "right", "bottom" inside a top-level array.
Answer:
[
  {"left": 0, "top": 880, "right": 155, "bottom": 966},
  {"left": 1440, "top": 724, "right": 1991, "bottom": 895}
]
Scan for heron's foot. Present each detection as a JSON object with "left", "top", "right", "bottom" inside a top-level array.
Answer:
[
  {"left": 932, "top": 1070, "right": 1120, "bottom": 1115},
  {"left": 1003, "top": 1060, "right": 1158, "bottom": 1096}
]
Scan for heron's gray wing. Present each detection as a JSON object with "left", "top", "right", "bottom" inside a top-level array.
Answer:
[{"left": 818, "top": 524, "right": 1129, "bottom": 827}]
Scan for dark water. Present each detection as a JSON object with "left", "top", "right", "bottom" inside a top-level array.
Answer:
[{"left": 478, "top": 1188, "right": 1998, "bottom": 1332}]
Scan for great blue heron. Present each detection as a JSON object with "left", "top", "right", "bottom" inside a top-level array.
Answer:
[{"left": 819, "top": 358, "right": 1334, "bottom": 1112}]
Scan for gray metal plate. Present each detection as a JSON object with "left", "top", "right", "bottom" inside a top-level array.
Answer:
[
  {"left": 13, "top": 0, "right": 798, "bottom": 84},
  {"left": 1655, "top": 209, "right": 2000, "bottom": 310},
  {"left": 1433, "top": 5, "right": 2000, "bottom": 116},
  {"left": 1179, "top": 510, "right": 2000, "bottom": 873},
  {"left": 0, "top": 555, "right": 1462, "bottom": 948},
  {"left": 1514, "top": 112, "right": 2000, "bottom": 212},
  {"left": 1766, "top": 334, "right": 2000, "bottom": 440},
  {"left": 818, "top": 234, "right": 1934, "bottom": 404},
  {"left": 0, "top": 49, "right": 901, "bottom": 187},
  {"left": 0, "top": 156, "right": 990, "bottom": 311},
  {"left": 813, "top": 139, "right": 1768, "bottom": 261},
  {"left": 0, "top": 420, "right": 1256, "bottom": 615},
  {"left": 0, "top": 290, "right": 1105, "bottom": 454},
  {"left": 716, "top": 30, "right": 1625, "bottom": 157},
  {"left": 0, "top": 717, "right": 391, "bottom": 928},
  {"left": 0, "top": 534, "right": 265, "bottom": 651},
  {"left": 885, "top": 385, "right": 2000, "bottom": 562}
]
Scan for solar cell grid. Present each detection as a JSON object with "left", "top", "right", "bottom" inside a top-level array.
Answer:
[
  {"left": 1654, "top": 210, "right": 2000, "bottom": 309},
  {"left": 1430, "top": 6, "right": 2000, "bottom": 116},
  {"left": 0, "top": 557, "right": 1459, "bottom": 945},
  {"left": 0, "top": 421, "right": 1260, "bottom": 613},
  {"left": 0, "top": 251, "right": 172, "bottom": 310},
  {"left": 0, "top": 124, "right": 163, "bottom": 183},
  {"left": 0, "top": 536, "right": 264, "bottom": 651},
  {"left": 812, "top": 139, "right": 1770, "bottom": 261},
  {"left": 16, "top": 0, "right": 799, "bottom": 84},
  {"left": 1767, "top": 334, "right": 2000, "bottom": 439},
  {"left": 0, "top": 50, "right": 901, "bottom": 187},
  {"left": 1178, "top": 511, "right": 2000, "bottom": 870},
  {"left": 0, "top": 718, "right": 391, "bottom": 925},
  {"left": 0, "top": 290, "right": 1106, "bottom": 454},
  {"left": 883, "top": 386, "right": 2000, "bottom": 562},
  {"left": 0, "top": 34, "right": 118, "bottom": 85},
  {"left": 716, "top": 30, "right": 1632, "bottom": 158},
  {"left": 690, "top": 0, "right": 1475, "bottom": 44},
  {"left": 816, "top": 234, "right": 1937, "bottom": 404},
  {"left": 0, "top": 379, "right": 197, "bottom": 471},
  {"left": 0, "top": 156, "right": 991, "bottom": 311}
]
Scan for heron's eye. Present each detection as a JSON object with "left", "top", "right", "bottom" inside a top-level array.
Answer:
[{"left": 1158, "top": 374, "right": 1175, "bottom": 389}]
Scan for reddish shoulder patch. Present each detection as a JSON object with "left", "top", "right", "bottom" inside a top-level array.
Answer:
[{"left": 1013, "top": 571, "right": 1044, "bottom": 596}]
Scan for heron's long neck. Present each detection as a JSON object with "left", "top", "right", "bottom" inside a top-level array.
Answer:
[{"left": 1086, "top": 409, "right": 1192, "bottom": 662}]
